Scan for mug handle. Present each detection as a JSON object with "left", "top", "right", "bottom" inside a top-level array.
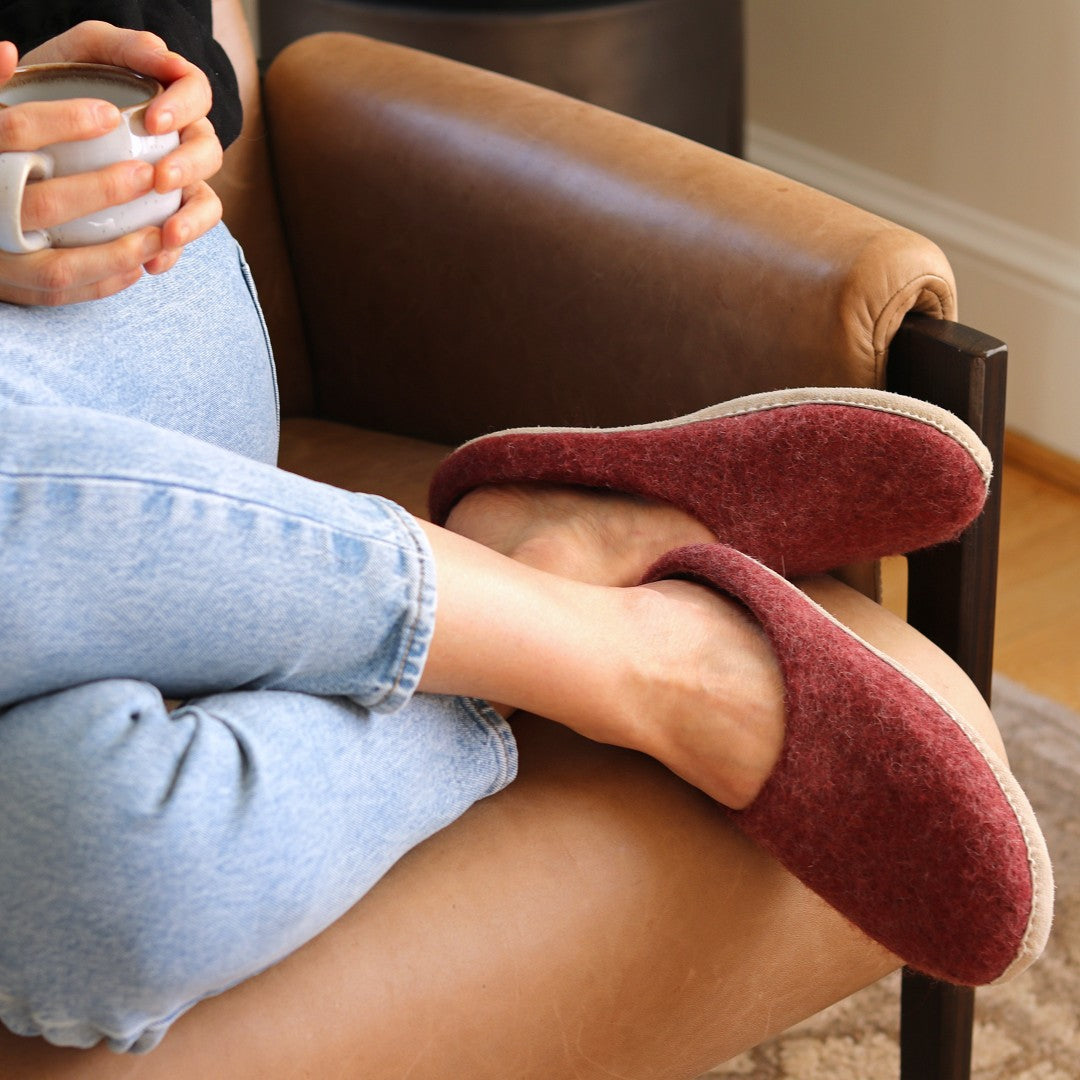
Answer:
[{"left": 0, "top": 151, "right": 54, "bottom": 254}]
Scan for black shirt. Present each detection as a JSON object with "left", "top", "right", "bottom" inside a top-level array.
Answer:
[{"left": 0, "top": 0, "right": 242, "bottom": 147}]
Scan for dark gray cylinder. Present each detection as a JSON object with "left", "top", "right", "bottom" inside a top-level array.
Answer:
[{"left": 259, "top": 0, "right": 743, "bottom": 153}]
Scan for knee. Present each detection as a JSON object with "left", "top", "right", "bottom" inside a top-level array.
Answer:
[
  {"left": 0, "top": 679, "right": 184, "bottom": 834},
  {"left": 0, "top": 681, "right": 234, "bottom": 1048}
]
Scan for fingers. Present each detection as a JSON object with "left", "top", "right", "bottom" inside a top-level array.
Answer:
[
  {"left": 0, "top": 40, "right": 17, "bottom": 81},
  {"left": 153, "top": 117, "right": 223, "bottom": 193},
  {"left": 21, "top": 22, "right": 176, "bottom": 78},
  {"left": 13, "top": 165, "right": 220, "bottom": 281},
  {"left": 14, "top": 22, "right": 223, "bottom": 190},
  {"left": 154, "top": 180, "right": 222, "bottom": 258},
  {"left": 20, "top": 23, "right": 212, "bottom": 139},
  {"left": 142, "top": 247, "right": 181, "bottom": 277},
  {"left": 0, "top": 225, "right": 162, "bottom": 307},
  {"left": 1, "top": 177, "right": 223, "bottom": 305},
  {"left": 19, "top": 160, "right": 155, "bottom": 233},
  {"left": 80, "top": 25, "right": 192, "bottom": 94},
  {"left": 0, "top": 97, "right": 121, "bottom": 151},
  {"left": 143, "top": 60, "right": 213, "bottom": 138},
  {"left": 1, "top": 23, "right": 225, "bottom": 305}
]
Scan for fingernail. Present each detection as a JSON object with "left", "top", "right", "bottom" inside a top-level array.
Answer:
[
  {"left": 132, "top": 161, "right": 155, "bottom": 190},
  {"left": 94, "top": 102, "right": 120, "bottom": 127},
  {"left": 141, "top": 230, "right": 162, "bottom": 258},
  {"left": 155, "top": 109, "right": 175, "bottom": 133},
  {"left": 157, "top": 163, "right": 182, "bottom": 192}
]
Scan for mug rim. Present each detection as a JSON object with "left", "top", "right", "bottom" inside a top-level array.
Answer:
[{"left": 0, "top": 63, "right": 163, "bottom": 113}]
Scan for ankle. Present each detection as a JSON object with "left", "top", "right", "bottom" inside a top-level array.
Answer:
[{"left": 613, "top": 580, "right": 787, "bottom": 809}]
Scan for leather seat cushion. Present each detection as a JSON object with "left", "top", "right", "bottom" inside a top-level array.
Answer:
[{"left": 279, "top": 417, "right": 450, "bottom": 520}]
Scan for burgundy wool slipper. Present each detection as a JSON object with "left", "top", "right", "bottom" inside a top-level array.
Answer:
[
  {"left": 641, "top": 543, "right": 1053, "bottom": 987},
  {"left": 428, "top": 387, "right": 992, "bottom": 577}
]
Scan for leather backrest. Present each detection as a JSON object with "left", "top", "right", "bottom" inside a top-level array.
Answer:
[{"left": 265, "top": 33, "right": 956, "bottom": 444}]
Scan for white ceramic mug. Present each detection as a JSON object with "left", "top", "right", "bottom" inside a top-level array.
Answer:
[{"left": 0, "top": 63, "right": 181, "bottom": 253}]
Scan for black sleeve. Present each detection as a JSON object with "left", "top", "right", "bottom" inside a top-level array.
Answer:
[{"left": 0, "top": 0, "right": 242, "bottom": 148}]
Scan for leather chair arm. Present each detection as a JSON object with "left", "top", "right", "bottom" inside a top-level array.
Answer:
[{"left": 265, "top": 33, "right": 955, "bottom": 442}]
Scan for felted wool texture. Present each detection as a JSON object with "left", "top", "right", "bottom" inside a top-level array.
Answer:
[
  {"left": 429, "top": 402, "right": 988, "bottom": 577},
  {"left": 642, "top": 543, "right": 1045, "bottom": 987}
]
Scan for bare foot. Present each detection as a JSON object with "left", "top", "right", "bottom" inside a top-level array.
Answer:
[
  {"left": 569, "top": 573, "right": 1005, "bottom": 813},
  {"left": 445, "top": 483, "right": 715, "bottom": 586},
  {"left": 429, "top": 485, "right": 1003, "bottom": 816},
  {"left": 595, "top": 578, "right": 787, "bottom": 810},
  {"left": 441, "top": 483, "right": 783, "bottom": 808}
]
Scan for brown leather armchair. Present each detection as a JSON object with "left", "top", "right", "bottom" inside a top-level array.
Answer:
[
  {"left": 248, "top": 31, "right": 1003, "bottom": 1080},
  {"left": 0, "top": 15, "right": 1004, "bottom": 1080}
]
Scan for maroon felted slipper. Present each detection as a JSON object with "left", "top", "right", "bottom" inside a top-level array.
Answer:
[
  {"left": 428, "top": 387, "right": 992, "bottom": 577},
  {"left": 641, "top": 542, "right": 1053, "bottom": 986}
]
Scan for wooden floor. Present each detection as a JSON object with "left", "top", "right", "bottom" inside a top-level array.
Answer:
[
  {"left": 993, "top": 461, "right": 1080, "bottom": 710},
  {"left": 884, "top": 460, "right": 1080, "bottom": 711}
]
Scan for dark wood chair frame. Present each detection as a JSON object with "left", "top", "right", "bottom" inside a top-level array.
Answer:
[{"left": 890, "top": 315, "right": 1008, "bottom": 1080}]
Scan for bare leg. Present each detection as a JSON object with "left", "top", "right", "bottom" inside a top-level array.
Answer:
[
  {"left": 415, "top": 488, "right": 785, "bottom": 810},
  {"left": 0, "top": 715, "right": 900, "bottom": 1080},
  {"left": 2, "top": 484, "right": 1016, "bottom": 1078},
  {"left": 418, "top": 485, "right": 1005, "bottom": 811}
]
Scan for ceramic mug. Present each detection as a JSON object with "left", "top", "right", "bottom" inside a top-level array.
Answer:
[{"left": 0, "top": 63, "right": 181, "bottom": 253}]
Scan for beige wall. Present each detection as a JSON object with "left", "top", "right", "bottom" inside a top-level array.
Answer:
[
  {"left": 747, "top": 0, "right": 1080, "bottom": 461},
  {"left": 749, "top": 0, "right": 1080, "bottom": 244}
]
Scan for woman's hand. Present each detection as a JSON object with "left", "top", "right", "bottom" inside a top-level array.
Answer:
[{"left": 0, "top": 23, "right": 224, "bottom": 306}]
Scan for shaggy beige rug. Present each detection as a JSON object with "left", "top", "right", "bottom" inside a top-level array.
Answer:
[{"left": 699, "top": 675, "right": 1079, "bottom": 1080}]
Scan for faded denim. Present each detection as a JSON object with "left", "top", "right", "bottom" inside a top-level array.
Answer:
[{"left": 0, "top": 225, "right": 517, "bottom": 1052}]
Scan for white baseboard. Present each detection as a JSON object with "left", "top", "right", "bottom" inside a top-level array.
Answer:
[
  {"left": 748, "top": 124, "right": 1080, "bottom": 308},
  {"left": 746, "top": 123, "right": 1080, "bottom": 462}
]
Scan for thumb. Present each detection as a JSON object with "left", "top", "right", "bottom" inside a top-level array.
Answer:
[{"left": 0, "top": 41, "right": 18, "bottom": 83}]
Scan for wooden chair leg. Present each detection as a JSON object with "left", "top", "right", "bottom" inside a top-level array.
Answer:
[
  {"left": 900, "top": 971, "right": 975, "bottom": 1079},
  {"left": 887, "top": 314, "right": 1008, "bottom": 1080}
]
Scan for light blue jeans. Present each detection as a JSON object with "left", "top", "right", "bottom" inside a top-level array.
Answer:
[{"left": 0, "top": 225, "right": 517, "bottom": 1053}]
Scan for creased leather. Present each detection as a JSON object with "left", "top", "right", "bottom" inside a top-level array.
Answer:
[{"left": 264, "top": 33, "right": 956, "bottom": 445}]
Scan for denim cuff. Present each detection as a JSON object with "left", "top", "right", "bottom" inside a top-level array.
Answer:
[
  {"left": 369, "top": 497, "right": 439, "bottom": 714},
  {"left": 460, "top": 697, "right": 519, "bottom": 797}
]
